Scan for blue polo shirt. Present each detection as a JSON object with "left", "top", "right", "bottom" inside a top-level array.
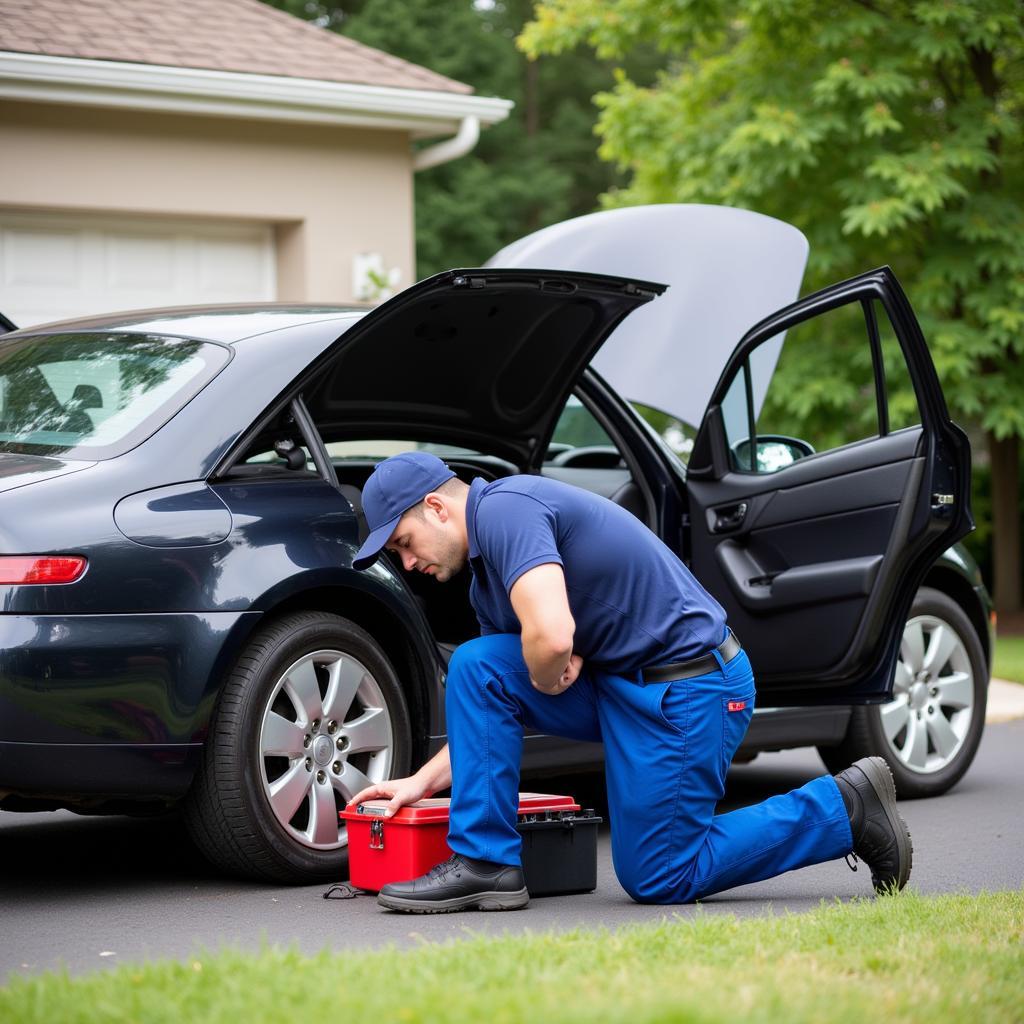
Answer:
[{"left": 465, "top": 475, "right": 727, "bottom": 675}]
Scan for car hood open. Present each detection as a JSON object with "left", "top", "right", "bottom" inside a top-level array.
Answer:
[
  {"left": 302, "top": 268, "right": 665, "bottom": 465},
  {"left": 487, "top": 204, "right": 809, "bottom": 428}
]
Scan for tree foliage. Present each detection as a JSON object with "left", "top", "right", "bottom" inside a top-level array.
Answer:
[
  {"left": 356, "top": 0, "right": 669, "bottom": 276},
  {"left": 522, "top": 0, "right": 1023, "bottom": 437},
  {"left": 265, "top": 0, "right": 660, "bottom": 277},
  {"left": 523, "top": 0, "right": 1024, "bottom": 602}
]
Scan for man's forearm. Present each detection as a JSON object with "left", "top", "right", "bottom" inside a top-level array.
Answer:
[
  {"left": 521, "top": 632, "right": 574, "bottom": 692},
  {"left": 416, "top": 744, "right": 452, "bottom": 792}
]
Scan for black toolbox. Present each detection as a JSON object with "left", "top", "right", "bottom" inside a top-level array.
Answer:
[{"left": 518, "top": 801, "right": 603, "bottom": 896}]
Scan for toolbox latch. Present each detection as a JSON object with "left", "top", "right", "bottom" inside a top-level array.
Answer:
[{"left": 369, "top": 818, "right": 385, "bottom": 850}]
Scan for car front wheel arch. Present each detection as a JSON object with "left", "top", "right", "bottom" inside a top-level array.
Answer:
[
  {"left": 184, "top": 610, "right": 412, "bottom": 882},
  {"left": 817, "top": 586, "right": 988, "bottom": 799}
]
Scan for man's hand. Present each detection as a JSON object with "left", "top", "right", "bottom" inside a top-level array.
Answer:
[
  {"left": 533, "top": 653, "right": 583, "bottom": 695},
  {"left": 346, "top": 745, "right": 452, "bottom": 818},
  {"left": 346, "top": 773, "right": 433, "bottom": 818}
]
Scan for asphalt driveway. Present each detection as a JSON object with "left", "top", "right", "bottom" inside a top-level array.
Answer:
[{"left": 2, "top": 720, "right": 1022, "bottom": 980}]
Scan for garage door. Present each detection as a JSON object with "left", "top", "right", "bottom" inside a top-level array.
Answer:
[{"left": 0, "top": 212, "right": 276, "bottom": 329}]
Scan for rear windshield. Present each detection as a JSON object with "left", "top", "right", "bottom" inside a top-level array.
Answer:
[{"left": 0, "top": 332, "right": 230, "bottom": 459}]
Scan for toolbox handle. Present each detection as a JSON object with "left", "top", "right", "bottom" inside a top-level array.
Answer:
[{"left": 369, "top": 818, "right": 385, "bottom": 850}]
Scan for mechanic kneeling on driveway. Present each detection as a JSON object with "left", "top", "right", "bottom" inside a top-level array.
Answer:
[{"left": 349, "top": 452, "right": 912, "bottom": 913}]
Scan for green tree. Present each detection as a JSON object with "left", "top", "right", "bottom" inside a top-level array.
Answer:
[
  {"left": 522, "top": 0, "right": 1024, "bottom": 611},
  {"left": 342, "top": 0, "right": 663, "bottom": 276},
  {"left": 260, "top": 0, "right": 361, "bottom": 29},
  {"left": 263, "top": 0, "right": 660, "bottom": 276}
]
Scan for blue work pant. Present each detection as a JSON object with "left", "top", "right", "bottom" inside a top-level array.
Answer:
[{"left": 445, "top": 633, "right": 854, "bottom": 903}]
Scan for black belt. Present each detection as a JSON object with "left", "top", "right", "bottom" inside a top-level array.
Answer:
[{"left": 642, "top": 630, "right": 742, "bottom": 684}]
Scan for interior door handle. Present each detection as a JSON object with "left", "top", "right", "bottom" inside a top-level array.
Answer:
[{"left": 713, "top": 501, "right": 748, "bottom": 533}]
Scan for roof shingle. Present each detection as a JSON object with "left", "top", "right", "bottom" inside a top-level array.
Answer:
[{"left": 0, "top": 0, "right": 473, "bottom": 94}]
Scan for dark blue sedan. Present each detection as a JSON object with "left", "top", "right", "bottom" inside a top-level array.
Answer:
[{"left": 0, "top": 236, "right": 989, "bottom": 882}]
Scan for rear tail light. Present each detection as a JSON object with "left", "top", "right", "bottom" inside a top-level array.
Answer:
[{"left": 0, "top": 556, "right": 88, "bottom": 585}]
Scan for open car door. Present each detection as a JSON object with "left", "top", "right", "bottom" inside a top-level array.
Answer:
[{"left": 686, "top": 267, "right": 972, "bottom": 706}]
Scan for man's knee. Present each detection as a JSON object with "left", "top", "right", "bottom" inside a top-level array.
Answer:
[
  {"left": 619, "top": 872, "right": 673, "bottom": 905},
  {"left": 447, "top": 634, "right": 522, "bottom": 681},
  {"left": 446, "top": 635, "right": 529, "bottom": 706},
  {"left": 616, "top": 859, "right": 699, "bottom": 905},
  {"left": 445, "top": 634, "right": 532, "bottom": 725}
]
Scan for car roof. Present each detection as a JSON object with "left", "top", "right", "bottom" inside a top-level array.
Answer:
[{"left": 4, "top": 305, "right": 367, "bottom": 344}]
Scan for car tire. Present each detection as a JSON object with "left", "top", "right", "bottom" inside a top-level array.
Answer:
[
  {"left": 818, "top": 587, "right": 988, "bottom": 798},
  {"left": 184, "top": 611, "right": 411, "bottom": 882}
]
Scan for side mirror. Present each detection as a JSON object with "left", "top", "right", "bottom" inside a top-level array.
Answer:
[{"left": 731, "top": 435, "right": 815, "bottom": 473}]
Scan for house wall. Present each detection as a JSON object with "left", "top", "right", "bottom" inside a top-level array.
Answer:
[{"left": 0, "top": 100, "right": 416, "bottom": 304}]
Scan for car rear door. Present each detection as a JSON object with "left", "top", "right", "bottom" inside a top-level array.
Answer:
[{"left": 685, "top": 267, "right": 971, "bottom": 706}]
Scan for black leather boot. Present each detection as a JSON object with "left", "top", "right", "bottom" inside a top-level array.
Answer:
[
  {"left": 834, "top": 756, "right": 913, "bottom": 893},
  {"left": 377, "top": 853, "right": 529, "bottom": 913}
]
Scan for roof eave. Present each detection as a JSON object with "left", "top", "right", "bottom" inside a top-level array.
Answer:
[{"left": 0, "top": 51, "right": 513, "bottom": 136}]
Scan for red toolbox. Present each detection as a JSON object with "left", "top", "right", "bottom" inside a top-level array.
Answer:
[{"left": 340, "top": 793, "right": 602, "bottom": 896}]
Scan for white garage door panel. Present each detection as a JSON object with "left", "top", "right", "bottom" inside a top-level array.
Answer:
[{"left": 0, "top": 214, "right": 276, "bottom": 329}]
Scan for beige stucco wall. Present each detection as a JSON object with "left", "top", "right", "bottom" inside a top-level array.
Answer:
[{"left": 0, "top": 99, "right": 416, "bottom": 302}]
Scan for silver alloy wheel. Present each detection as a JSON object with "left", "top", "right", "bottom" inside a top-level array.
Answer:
[
  {"left": 880, "top": 613, "right": 974, "bottom": 775},
  {"left": 258, "top": 649, "right": 394, "bottom": 850}
]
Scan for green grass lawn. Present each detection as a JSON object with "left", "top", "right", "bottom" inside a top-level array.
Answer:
[
  {"left": 993, "top": 633, "right": 1024, "bottom": 683},
  {"left": 2, "top": 889, "right": 1022, "bottom": 1024}
]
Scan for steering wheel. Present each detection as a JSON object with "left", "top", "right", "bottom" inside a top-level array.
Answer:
[{"left": 550, "top": 445, "right": 625, "bottom": 469}]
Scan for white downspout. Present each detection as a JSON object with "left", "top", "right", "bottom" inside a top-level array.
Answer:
[{"left": 413, "top": 115, "right": 480, "bottom": 172}]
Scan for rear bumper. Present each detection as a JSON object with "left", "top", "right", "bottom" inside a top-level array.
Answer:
[
  {"left": 0, "top": 610, "right": 258, "bottom": 745},
  {"left": 0, "top": 610, "right": 259, "bottom": 798},
  {"left": 0, "top": 741, "right": 202, "bottom": 803}
]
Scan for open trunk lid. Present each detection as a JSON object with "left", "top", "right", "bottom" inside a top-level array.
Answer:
[{"left": 301, "top": 269, "right": 665, "bottom": 464}]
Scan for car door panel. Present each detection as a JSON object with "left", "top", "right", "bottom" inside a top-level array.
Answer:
[
  {"left": 714, "top": 543, "right": 883, "bottom": 610},
  {"left": 691, "top": 452, "right": 920, "bottom": 675},
  {"left": 753, "top": 504, "right": 900, "bottom": 567},
  {"left": 687, "top": 268, "right": 971, "bottom": 706},
  {"left": 748, "top": 451, "right": 919, "bottom": 528},
  {"left": 698, "top": 429, "right": 921, "bottom": 519}
]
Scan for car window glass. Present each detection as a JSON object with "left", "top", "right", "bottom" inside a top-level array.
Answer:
[
  {"left": 720, "top": 364, "right": 753, "bottom": 464},
  {"left": 239, "top": 443, "right": 317, "bottom": 476},
  {"left": 721, "top": 299, "right": 880, "bottom": 473},
  {"left": 548, "top": 395, "right": 613, "bottom": 453},
  {"left": 0, "top": 333, "right": 228, "bottom": 460},
  {"left": 544, "top": 394, "right": 633, "bottom": 471},
  {"left": 875, "top": 300, "right": 921, "bottom": 432},
  {"left": 631, "top": 402, "right": 696, "bottom": 464},
  {"left": 225, "top": 403, "right": 321, "bottom": 480},
  {"left": 543, "top": 393, "right": 653, "bottom": 523},
  {"left": 325, "top": 440, "right": 484, "bottom": 461}
]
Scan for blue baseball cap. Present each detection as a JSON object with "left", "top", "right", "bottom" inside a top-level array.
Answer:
[{"left": 352, "top": 452, "right": 456, "bottom": 570}]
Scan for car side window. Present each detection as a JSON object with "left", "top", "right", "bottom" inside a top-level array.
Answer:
[
  {"left": 549, "top": 395, "right": 613, "bottom": 446},
  {"left": 545, "top": 394, "right": 622, "bottom": 468},
  {"left": 225, "top": 406, "right": 319, "bottom": 479},
  {"left": 543, "top": 393, "right": 653, "bottom": 523},
  {"left": 720, "top": 296, "right": 921, "bottom": 473},
  {"left": 874, "top": 299, "right": 922, "bottom": 433},
  {"left": 238, "top": 442, "right": 316, "bottom": 476}
]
